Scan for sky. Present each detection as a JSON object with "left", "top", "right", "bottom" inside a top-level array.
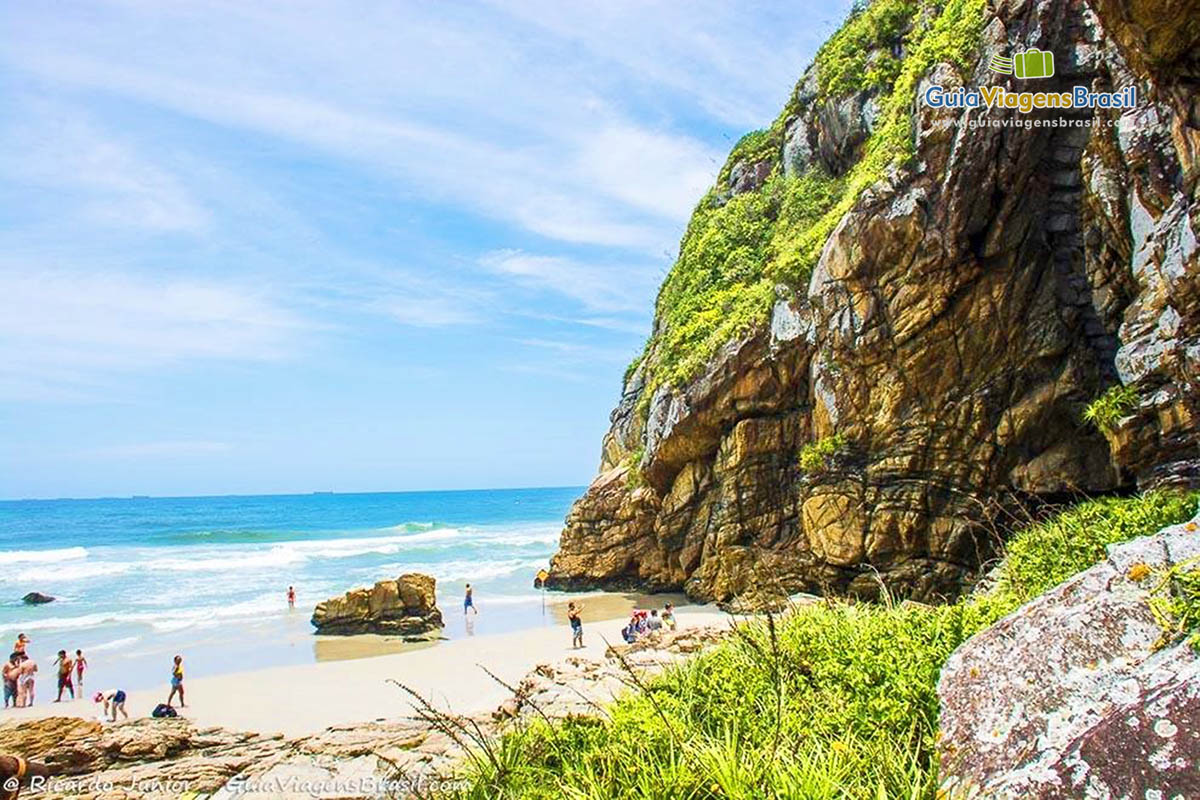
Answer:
[{"left": 1, "top": 0, "right": 850, "bottom": 500}]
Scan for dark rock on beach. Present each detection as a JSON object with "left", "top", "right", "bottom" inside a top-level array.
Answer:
[
  {"left": 22, "top": 592, "right": 55, "bottom": 605},
  {"left": 311, "top": 573, "right": 444, "bottom": 637}
]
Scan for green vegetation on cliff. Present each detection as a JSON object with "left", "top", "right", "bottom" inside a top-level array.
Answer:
[
  {"left": 647, "top": 170, "right": 842, "bottom": 391},
  {"left": 798, "top": 433, "right": 847, "bottom": 473},
  {"left": 631, "top": 0, "right": 987, "bottom": 411},
  {"left": 452, "top": 491, "right": 1197, "bottom": 799},
  {"left": 816, "top": 0, "right": 920, "bottom": 97},
  {"left": 1082, "top": 384, "right": 1140, "bottom": 432}
]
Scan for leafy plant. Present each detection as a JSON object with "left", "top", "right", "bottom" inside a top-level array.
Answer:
[
  {"left": 446, "top": 491, "right": 1198, "bottom": 799},
  {"left": 1148, "top": 558, "right": 1200, "bottom": 652},
  {"left": 1082, "top": 384, "right": 1139, "bottom": 433},
  {"left": 798, "top": 433, "right": 847, "bottom": 473}
]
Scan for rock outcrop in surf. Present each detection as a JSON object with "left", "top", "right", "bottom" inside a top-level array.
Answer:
[{"left": 311, "top": 573, "right": 443, "bottom": 638}]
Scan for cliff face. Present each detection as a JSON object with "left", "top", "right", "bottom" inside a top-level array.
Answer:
[{"left": 547, "top": 0, "right": 1200, "bottom": 604}]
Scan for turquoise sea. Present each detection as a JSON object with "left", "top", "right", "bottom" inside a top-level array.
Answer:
[{"left": 0, "top": 487, "right": 585, "bottom": 693}]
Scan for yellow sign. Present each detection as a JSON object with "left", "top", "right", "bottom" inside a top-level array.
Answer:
[{"left": 536, "top": 569, "right": 549, "bottom": 583}]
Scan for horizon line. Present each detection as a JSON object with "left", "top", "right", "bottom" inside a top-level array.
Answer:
[{"left": 0, "top": 483, "right": 590, "bottom": 504}]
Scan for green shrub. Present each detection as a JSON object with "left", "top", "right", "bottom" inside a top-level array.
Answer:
[
  {"left": 716, "top": 129, "right": 781, "bottom": 187},
  {"left": 816, "top": 0, "right": 920, "bottom": 98},
  {"left": 448, "top": 491, "right": 1198, "bottom": 799},
  {"left": 798, "top": 433, "right": 847, "bottom": 473},
  {"left": 1082, "top": 384, "right": 1139, "bottom": 432}
]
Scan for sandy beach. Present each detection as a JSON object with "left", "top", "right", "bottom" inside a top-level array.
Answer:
[{"left": 8, "top": 604, "right": 728, "bottom": 737}]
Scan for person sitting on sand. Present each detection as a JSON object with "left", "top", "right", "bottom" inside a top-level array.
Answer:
[
  {"left": 96, "top": 689, "right": 128, "bottom": 721},
  {"left": 2, "top": 655, "right": 19, "bottom": 708},
  {"left": 17, "top": 656, "right": 36, "bottom": 707},
  {"left": 634, "top": 611, "right": 649, "bottom": 635},
  {"left": 74, "top": 650, "right": 87, "bottom": 692},
  {"left": 166, "top": 655, "right": 185, "bottom": 707},
  {"left": 567, "top": 601, "right": 584, "bottom": 649},
  {"left": 464, "top": 583, "right": 477, "bottom": 615},
  {"left": 621, "top": 613, "right": 638, "bottom": 644},
  {"left": 662, "top": 603, "right": 677, "bottom": 631},
  {"left": 647, "top": 609, "right": 663, "bottom": 631},
  {"left": 53, "top": 651, "right": 74, "bottom": 702}
]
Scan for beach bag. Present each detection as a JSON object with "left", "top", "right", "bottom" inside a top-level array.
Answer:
[{"left": 152, "top": 703, "right": 178, "bottom": 718}]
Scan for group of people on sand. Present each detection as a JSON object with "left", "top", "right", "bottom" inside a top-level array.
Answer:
[
  {"left": 621, "top": 604, "right": 676, "bottom": 644},
  {"left": 2, "top": 634, "right": 89, "bottom": 709},
  {"left": 2, "top": 632, "right": 185, "bottom": 724},
  {"left": 563, "top": 602, "right": 678, "bottom": 649}
]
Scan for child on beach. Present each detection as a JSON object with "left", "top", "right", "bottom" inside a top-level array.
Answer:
[
  {"left": 166, "top": 655, "right": 185, "bottom": 707},
  {"left": 74, "top": 650, "right": 87, "bottom": 692},
  {"left": 17, "top": 656, "right": 36, "bottom": 706},
  {"left": 96, "top": 689, "right": 128, "bottom": 721},
  {"left": 464, "top": 584, "right": 477, "bottom": 614},
  {"left": 53, "top": 651, "right": 74, "bottom": 702},
  {"left": 287, "top": 586, "right": 296, "bottom": 608},
  {"left": 647, "top": 609, "right": 663, "bottom": 631},
  {"left": 12, "top": 634, "right": 28, "bottom": 657},
  {"left": 567, "top": 602, "right": 584, "bottom": 649}
]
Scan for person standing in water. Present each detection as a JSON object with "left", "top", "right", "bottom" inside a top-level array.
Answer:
[
  {"left": 74, "top": 650, "right": 88, "bottom": 692},
  {"left": 167, "top": 655, "right": 185, "bottom": 707},
  {"left": 287, "top": 586, "right": 296, "bottom": 608},
  {"left": 567, "top": 602, "right": 584, "bottom": 649},
  {"left": 53, "top": 650, "right": 74, "bottom": 702},
  {"left": 463, "top": 583, "right": 477, "bottom": 614}
]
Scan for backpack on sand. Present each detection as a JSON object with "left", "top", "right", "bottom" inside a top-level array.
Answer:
[{"left": 151, "top": 703, "right": 178, "bottom": 718}]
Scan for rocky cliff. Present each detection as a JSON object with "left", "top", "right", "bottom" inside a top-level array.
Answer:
[{"left": 547, "top": 0, "right": 1200, "bottom": 603}]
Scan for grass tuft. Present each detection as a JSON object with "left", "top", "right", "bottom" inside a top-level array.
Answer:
[
  {"left": 1082, "top": 384, "right": 1140, "bottom": 432},
  {"left": 446, "top": 491, "right": 1197, "bottom": 799}
]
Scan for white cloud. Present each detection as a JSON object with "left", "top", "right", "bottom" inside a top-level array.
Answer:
[
  {"left": 0, "top": 1, "right": 743, "bottom": 254},
  {"left": 0, "top": 268, "right": 304, "bottom": 400},
  {"left": 481, "top": 249, "right": 659, "bottom": 313},
  {"left": 81, "top": 441, "right": 232, "bottom": 459},
  {"left": 374, "top": 296, "right": 480, "bottom": 328},
  {"left": 0, "top": 104, "right": 208, "bottom": 233}
]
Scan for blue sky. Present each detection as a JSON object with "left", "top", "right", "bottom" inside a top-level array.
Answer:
[{"left": 1, "top": 0, "right": 849, "bottom": 499}]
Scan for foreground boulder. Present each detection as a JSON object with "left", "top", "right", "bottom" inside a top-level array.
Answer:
[
  {"left": 22, "top": 592, "right": 55, "bottom": 605},
  {"left": 937, "top": 509, "right": 1200, "bottom": 798},
  {"left": 311, "top": 573, "right": 443, "bottom": 638}
]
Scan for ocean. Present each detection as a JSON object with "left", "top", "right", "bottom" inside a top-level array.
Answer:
[{"left": 0, "top": 487, "right": 587, "bottom": 694}]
